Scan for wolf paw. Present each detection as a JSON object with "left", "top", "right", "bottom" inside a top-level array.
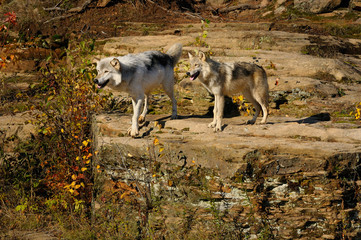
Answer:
[
  {"left": 127, "top": 127, "right": 139, "bottom": 138},
  {"left": 246, "top": 119, "right": 256, "bottom": 125},
  {"left": 213, "top": 126, "right": 222, "bottom": 132},
  {"left": 208, "top": 122, "right": 216, "bottom": 128},
  {"left": 138, "top": 115, "right": 145, "bottom": 124}
]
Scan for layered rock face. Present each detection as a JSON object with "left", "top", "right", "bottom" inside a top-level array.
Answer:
[{"left": 92, "top": 23, "right": 361, "bottom": 239}]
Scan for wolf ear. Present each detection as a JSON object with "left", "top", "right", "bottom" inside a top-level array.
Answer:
[
  {"left": 110, "top": 58, "right": 121, "bottom": 71},
  {"left": 199, "top": 51, "right": 206, "bottom": 62},
  {"left": 92, "top": 57, "right": 100, "bottom": 64},
  {"left": 188, "top": 52, "right": 193, "bottom": 59}
]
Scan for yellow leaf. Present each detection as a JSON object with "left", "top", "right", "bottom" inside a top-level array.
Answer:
[
  {"left": 96, "top": 165, "right": 100, "bottom": 169},
  {"left": 168, "top": 180, "right": 173, "bottom": 187},
  {"left": 85, "top": 160, "right": 90, "bottom": 164},
  {"left": 120, "top": 192, "right": 127, "bottom": 199},
  {"left": 153, "top": 137, "right": 159, "bottom": 146},
  {"left": 76, "top": 156, "right": 80, "bottom": 161},
  {"left": 75, "top": 184, "right": 81, "bottom": 189},
  {"left": 71, "top": 181, "right": 76, "bottom": 186},
  {"left": 159, "top": 147, "right": 164, "bottom": 152},
  {"left": 81, "top": 167, "right": 87, "bottom": 172},
  {"left": 80, "top": 182, "right": 85, "bottom": 188},
  {"left": 61, "top": 128, "right": 64, "bottom": 133},
  {"left": 82, "top": 140, "right": 88, "bottom": 147},
  {"left": 71, "top": 174, "right": 77, "bottom": 180}
]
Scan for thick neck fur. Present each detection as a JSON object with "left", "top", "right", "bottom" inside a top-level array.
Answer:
[{"left": 199, "top": 58, "right": 224, "bottom": 86}]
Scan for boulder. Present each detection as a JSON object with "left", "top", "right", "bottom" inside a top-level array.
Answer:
[
  {"left": 350, "top": 0, "right": 361, "bottom": 10},
  {"left": 97, "top": 0, "right": 112, "bottom": 7},
  {"left": 294, "top": 0, "right": 342, "bottom": 13}
]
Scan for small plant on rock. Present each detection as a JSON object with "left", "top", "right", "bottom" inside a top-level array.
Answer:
[
  {"left": 232, "top": 95, "right": 254, "bottom": 116},
  {"left": 350, "top": 102, "right": 361, "bottom": 121}
]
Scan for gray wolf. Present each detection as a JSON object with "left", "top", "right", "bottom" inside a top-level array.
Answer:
[
  {"left": 94, "top": 43, "right": 183, "bottom": 137},
  {"left": 186, "top": 51, "right": 269, "bottom": 132}
]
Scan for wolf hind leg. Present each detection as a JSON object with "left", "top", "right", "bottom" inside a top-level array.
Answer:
[
  {"left": 253, "top": 91, "right": 269, "bottom": 124},
  {"left": 138, "top": 93, "right": 149, "bottom": 124},
  {"left": 243, "top": 92, "right": 261, "bottom": 125},
  {"left": 162, "top": 79, "right": 177, "bottom": 119},
  {"left": 259, "top": 101, "right": 268, "bottom": 124}
]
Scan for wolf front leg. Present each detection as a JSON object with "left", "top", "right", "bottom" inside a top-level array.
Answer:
[
  {"left": 214, "top": 94, "right": 224, "bottom": 132},
  {"left": 128, "top": 97, "right": 143, "bottom": 137},
  {"left": 208, "top": 94, "right": 224, "bottom": 131},
  {"left": 208, "top": 95, "right": 217, "bottom": 129}
]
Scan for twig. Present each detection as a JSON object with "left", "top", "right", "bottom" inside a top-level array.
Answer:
[
  {"left": 43, "top": 7, "right": 65, "bottom": 11},
  {"left": 68, "top": 0, "right": 94, "bottom": 13},
  {"left": 44, "top": 0, "right": 94, "bottom": 24},
  {"left": 43, "top": 0, "right": 65, "bottom": 11},
  {"left": 44, "top": 14, "right": 76, "bottom": 24},
  {"left": 146, "top": 0, "right": 204, "bottom": 20},
  {"left": 217, "top": 4, "right": 259, "bottom": 14},
  {"left": 184, "top": 12, "right": 204, "bottom": 20}
]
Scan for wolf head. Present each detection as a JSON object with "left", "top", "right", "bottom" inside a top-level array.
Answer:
[
  {"left": 94, "top": 58, "right": 122, "bottom": 89},
  {"left": 186, "top": 51, "right": 208, "bottom": 81}
]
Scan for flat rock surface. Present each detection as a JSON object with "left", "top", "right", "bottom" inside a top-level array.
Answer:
[{"left": 95, "top": 113, "right": 361, "bottom": 176}]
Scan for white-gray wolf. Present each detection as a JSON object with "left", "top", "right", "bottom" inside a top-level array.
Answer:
[
  {"left": 186, "top": 51, "right": 269, "bottom": 132},
  {"left": 94, "top": 43, "right": 183, "bottom": 137}
]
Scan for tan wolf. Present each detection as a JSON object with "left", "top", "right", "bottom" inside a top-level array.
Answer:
[
  {"left": 186, "top": 51, "right": 269, "bottom": 132},
  {"left": 94, "top": 43, "right": 183, "bottom": 137}
]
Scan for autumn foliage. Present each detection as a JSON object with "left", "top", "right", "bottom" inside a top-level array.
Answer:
[
  {"left": 32, "top": 46, "right": 105, "bottom": 211},
  {"left": 0, "top": 11, "right": 16, "bottom": 68},
  {"left": 1, "top": 38, "right": 105, "bottom": 215}
]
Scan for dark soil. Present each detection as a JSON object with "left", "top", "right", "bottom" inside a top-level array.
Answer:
[{"left": 20, "top": 1, "right": 204, "bottom": 39}]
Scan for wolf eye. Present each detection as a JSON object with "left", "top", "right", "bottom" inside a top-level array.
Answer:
[{"left": 104, "top": 70, "right": 109, "bottom": 73}]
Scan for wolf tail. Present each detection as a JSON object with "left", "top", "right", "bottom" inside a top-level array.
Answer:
[{"left": 167, "top": 43, "right": 183, "bottom": 67}]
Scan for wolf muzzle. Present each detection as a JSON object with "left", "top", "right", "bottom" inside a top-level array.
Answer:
[
  {"left": 186, "top": 71, "right": 200, "bottom": 81},
  {"left": 93, "top": 78, "right": 109, "bottom": 89}
]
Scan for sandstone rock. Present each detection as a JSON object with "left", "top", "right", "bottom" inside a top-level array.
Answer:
[
  {"left": 97, "top": 0, "right": 112, "bottom": 7},
  {"left": 274, "top": 5, "right": 286, "bottom": 15},
  {"left": 275, "top": 0, "right": 288, "bottom": 7},
  {"left": 294, "top": 0, "right": 342, "bottom": 13},
  {"left": 260, "top": 0, "right": 271, "bottom": 7},
  {"left": 350, "top": 0, "right": 361, "bottom": 10}
]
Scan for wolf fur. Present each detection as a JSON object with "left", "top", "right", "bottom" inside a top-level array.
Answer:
[
  {"left": 187, "top": 51, "right": 269, "bottom": 132},
  {"left": 94, "top": 43, "right": 183, "bottom": 137}
]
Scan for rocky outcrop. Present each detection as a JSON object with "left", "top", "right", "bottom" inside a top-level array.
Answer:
[
  {"left": 294, "top": 0, "right": 342, "bottom": 13},
  {"left": 350, "top": 0, "right": 361, "bottom": 10},
  {"left": 92, "top": 23, "right": 361, "bottom": 239}
]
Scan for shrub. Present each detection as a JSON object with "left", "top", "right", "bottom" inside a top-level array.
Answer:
[{"left": 1, "top": 38, "right": 105, "bottom": 217}]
